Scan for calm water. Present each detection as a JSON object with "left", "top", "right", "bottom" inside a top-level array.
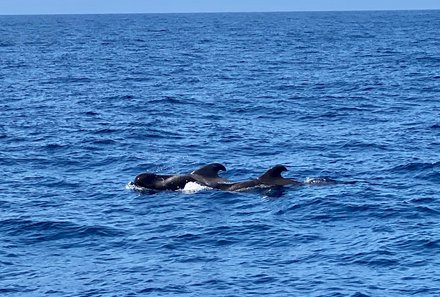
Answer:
[{"left": 1, "top": 10, "right": 440, "bottom": 296}]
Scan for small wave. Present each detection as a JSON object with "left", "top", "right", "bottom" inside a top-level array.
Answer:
[
  {"left": 341, "top": 140, "right": 389, "bottom": 151},
  {"left": 391, "top": 162, "right": 440, "bottom": 182},
  {"left": 0, "top": 41, "right": 15, "bottom": 47},
  {"left": 1, "top": 218, "right": 122, "bottom": 244},
  {"left": 408, "top": 197, "right": 435, "bottom": 204},
  {"left": 393, "top": 161, "right": 440, "bottom": 172},
  {"left": 416, "top": 56, "right": 440, "bottom": 64},
  {"left": 42, "top": 143, "right": 66, "bottom": 150},
  {"left": 104, "top": 94, "right": 135, "bottom": 100},
  {"left": 90, "top": 139, "right": 117, "bottom": 145},
  {"left": 391, "top": 235, "right": 440, "bottom": 253},
  {"left": 41, "top": 76, "right": 92, "bottom": 84},
  {"left": 391, "top": 161, "right": 440, "bottom": 183},
  {"left": 146, "top": 96, "right": 189, "bottom": 105},
  {"left": 94, "top": 128, "right": 118, "bottom": 134},
  {"left": 341, "top": 250, "right": 399, "bottom": 267}
]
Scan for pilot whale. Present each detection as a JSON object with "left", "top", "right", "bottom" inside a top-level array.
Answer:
[
  {"left": 190, "top": 163, "right": 229, "bottom": 185},
  {"left": 214, "top": 164, "right": 302, "bottom": 191},
  {"left": 132, "top": 163, "right": 353, "bottom": 192},
  {"left": 133, "top": 163, "right": 227, "bottom": 191}
]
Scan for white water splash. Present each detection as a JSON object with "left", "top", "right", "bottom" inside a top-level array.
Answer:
[
  {"left": 182, "top": 182, "right": 210, "bottom": 193},
  {"left": 304, "top": 177, "right": 337, "bottom": 185},
  {"left": 125, "top": 182, "right": 146, "bottom": 191}
]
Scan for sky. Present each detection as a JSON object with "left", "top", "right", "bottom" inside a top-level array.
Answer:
[{"left": 0, "top": 0, "right": 439, "bottom": 15}]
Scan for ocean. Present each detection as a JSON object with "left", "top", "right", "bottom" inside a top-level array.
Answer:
[{"left": 1, "top": 10, "right": 439, "bottom": 296}]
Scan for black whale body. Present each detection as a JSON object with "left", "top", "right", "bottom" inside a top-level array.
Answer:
[
  {"left": 213, "top": 165, "right": 302, "bottom": 191},
  {"left": 133, "top": 164, "right": 302, "bottom": 191},
  {"left": 133, "top": 163, "right": 227, "bottom": 191}
]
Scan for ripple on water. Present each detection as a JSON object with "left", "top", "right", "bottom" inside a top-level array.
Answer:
[{"left": 1, "top": 218, "right": 123, "bottom": 244}]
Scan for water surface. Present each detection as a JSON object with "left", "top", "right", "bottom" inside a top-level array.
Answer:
[{"left": 1, "top": 10, "right": 440, "bottom": 296}]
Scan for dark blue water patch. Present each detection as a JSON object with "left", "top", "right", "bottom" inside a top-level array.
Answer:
[
  {"left": 139, "top": 284, "right": 190, "bottom": 294},
  {"left": 84, "top": 111, "right": 99, "bottom": 116},
  {"left": 39, "top": 76, "right": 93, "bottom": 85},
  {"left": 391, "top": 161, "right": 440, "bottom": 182},
  {"left": 408, "top": 197, "right": 436, "bottom": 204},
  {"left": 147, "top": 95, "right": 195, "bottom": 105},
  {"left": 1, "top": 218, "right": 124, "bottom": 245},
  {"left": 340, "top": 250, "right": 400, "bottom": 267},
  {"left": 104, "top": 94, "right": 135, "bottom": 101},
  {"left": 93, "top": 128, "right": 119, "bottom": 134},
  {"left": 351, "top": 293, "right": 371, "bottom": 297},
  {"left": 276, "top": 190, "right": 440, "bottom": 224},
  {"left": 0, "top": 286, "right": 36, "bottom": 294},
  {"left": 415, "top": 56, "right": 440, "bottom": 66},
  {"left": 0, "top": 40, "right": 15, "bottom": 47},
  {"left": 89, "top": 139, "right": 118, "bottom": 146}
]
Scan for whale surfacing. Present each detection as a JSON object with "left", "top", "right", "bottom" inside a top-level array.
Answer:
[
  {"left": 259, "top": 165, "right": 302, "bottom": 186},
  {"left": 191, "top": 163, "right": 229, "bottom": 185},
  {"left": 133, "top": 173, "right": 196, "bottom": 191},
  {"left": 133, "top": 163, "right": 228, "bottom": 191},
  {"left": 214, "top": 165, "right": 302, "bottom": 191},
  {"left": 132, "top": 163, "right": 303, "bottom": 192}
]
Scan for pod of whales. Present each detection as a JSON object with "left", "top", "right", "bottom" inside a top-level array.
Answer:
[{"left": 133, "top": 163, "right": 303, "bottom": 191}]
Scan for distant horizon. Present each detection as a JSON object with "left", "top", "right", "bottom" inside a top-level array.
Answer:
[
  {"left": 1, "top": 8, "right": 439, "bottom": 17},
  {"left": 1, "top": 0, "right": 440, "bottom": 16}
]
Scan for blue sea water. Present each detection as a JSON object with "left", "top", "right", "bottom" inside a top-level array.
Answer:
[{"left": 1, "top": 10, "right": 440, "bottom": 296}]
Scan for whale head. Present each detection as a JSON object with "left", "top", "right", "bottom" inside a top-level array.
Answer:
[{"left": 134, "top": 173, "right": 159, "bottom": 188}]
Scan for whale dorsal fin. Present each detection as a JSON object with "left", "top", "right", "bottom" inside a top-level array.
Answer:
[
  {"left": 259, "top": 165, "right": 288, "bottom": 181},
  {"left": 191, "top": 163, "right": 227, "bottom": 178}
]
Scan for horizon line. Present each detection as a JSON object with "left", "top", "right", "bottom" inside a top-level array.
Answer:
[{"left": 0, "top": 8, "right": 439, "bottom": 17}]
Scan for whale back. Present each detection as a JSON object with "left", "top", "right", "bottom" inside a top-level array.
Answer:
[
  {"left": 191, "top": 163, "right": 226, "bottom": 178},
  {"left": 259, "top": 165, "right": 288, "bottom": 181},
  {"left": 215, "top": 165, "right": 291, "bottom": 191},
  {"left": 162, "top": 174, "right": 197, "bottom": 190},
  {"left": 258, "top": 165, "right": 301, "bottom": 186},
  {"left": 191, "top": 163, "right": 229, "bottom": 186}
]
